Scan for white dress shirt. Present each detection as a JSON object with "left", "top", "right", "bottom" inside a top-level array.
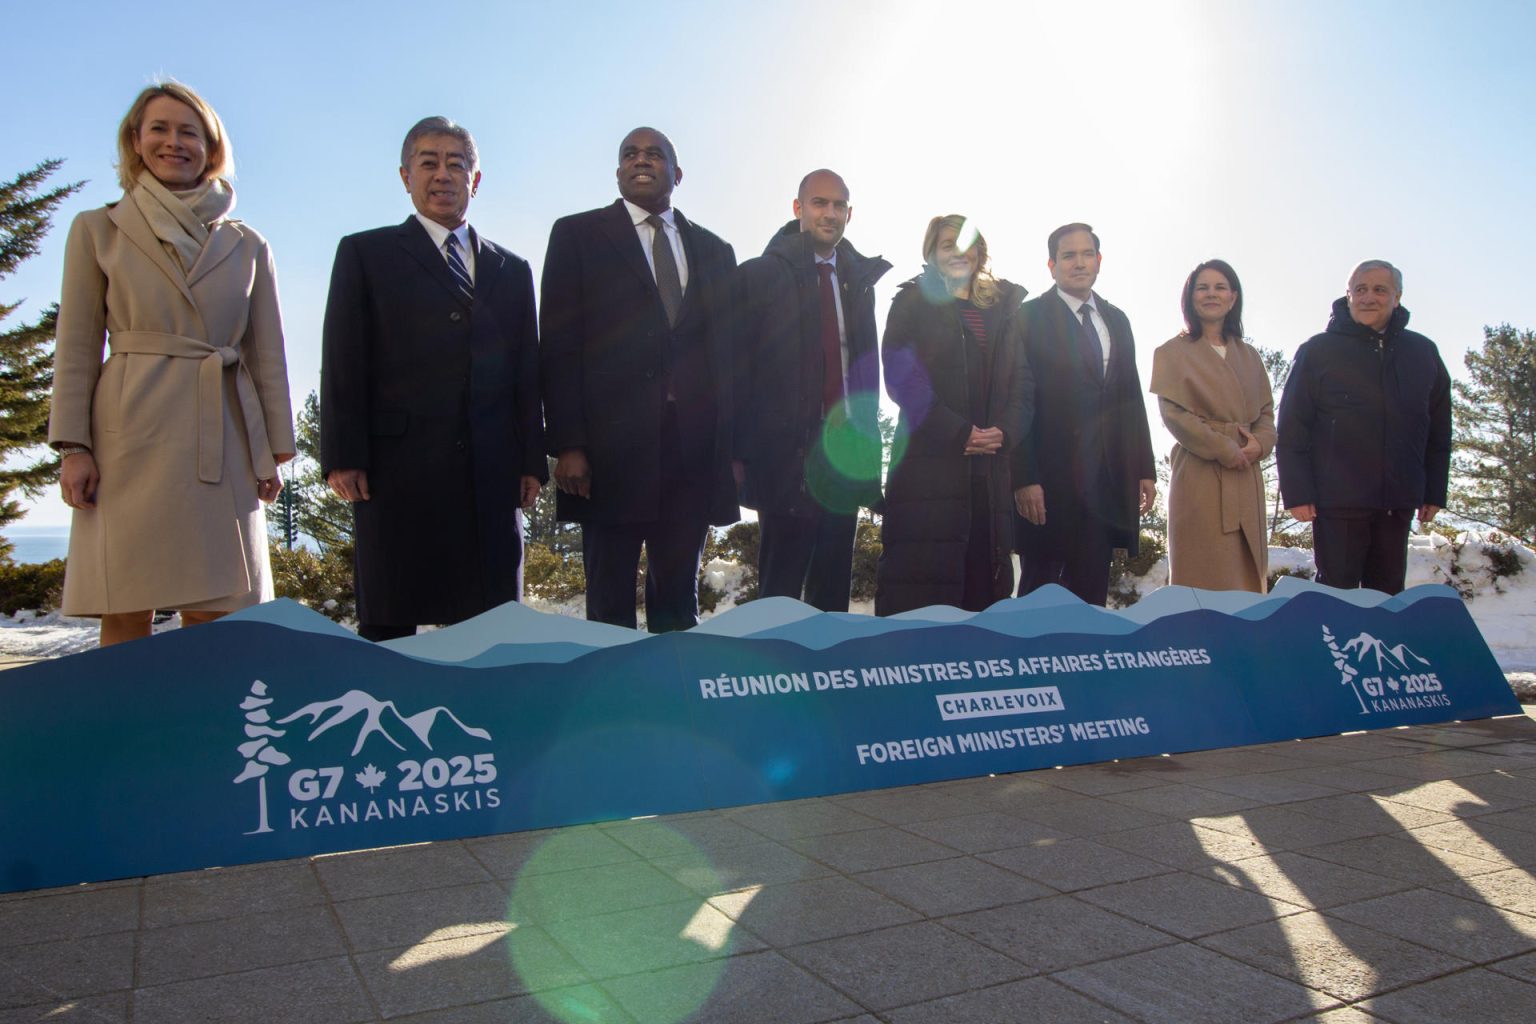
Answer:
[
  {"left": 413, "top": 214, "right": 475, "bottom": 283},
  {"left": 1056, "top": 286, "right": 1110, "bottom": 374},
  {"left": 623, "top": 199, "right": 689, "bottom": 291}
]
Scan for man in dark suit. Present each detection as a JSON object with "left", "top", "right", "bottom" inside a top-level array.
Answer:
[
  {"left": 320, "top": 116, "right": 546, "bottom": 642},
  {"left": 733, "top": 170, "right": 890, "bottom": 610},
  {"left": 1012, "top": 222, "right": 1155, "bottom": 606},
  {"left": 540, "top": 127, "right": 738, "bottom": 632}
]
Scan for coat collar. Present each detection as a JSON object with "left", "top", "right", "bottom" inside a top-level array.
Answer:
[
  {"left": 395, "top": 216, "right": 472, "bottom": 310},
  {"left": 600, "top": 198, "right": 701, "bottom": 325},
  {"left": 185, "top": 222, "right": 241, "bottom": 288},
  {"left": 107, "top": 199, "right": 198, "bottom": 307}
]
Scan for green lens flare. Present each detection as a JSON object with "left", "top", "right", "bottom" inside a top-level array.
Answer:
[
  {"left": 508, "top": 822, "right": 735, "bottom": 1023},
  {"left": 807, "top": 394, "right": 884, "bottom": 515}
]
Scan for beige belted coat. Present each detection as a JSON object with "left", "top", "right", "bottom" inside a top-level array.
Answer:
[
  {"left": 1149, "top": 334, "right": 1275, "bottom": 593},
  {"left": 48, "top": 200, "right": 295, "bottom": 615}
]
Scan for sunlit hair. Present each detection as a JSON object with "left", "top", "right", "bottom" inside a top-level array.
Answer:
[
  {"left": 922, "top": 214, "right": 999, "bottom": 308},
  {"left": 401, "top": 116, "right": 479, "bottom": 172},
  {"left": 1349, "top": 259, "right": 1403, "bottom": 295},
  {"left": 115, "top": 80, "right": 231, "bottom": 192},
  {"left": 1180, "top": 258, "right": 1245, "bottom": 343},
  {"left": 1047, "top": 221, "right": 1100, "bottom": 261},
  {"left": 619, "top": 126, "right": 678, "bottom": 166}
]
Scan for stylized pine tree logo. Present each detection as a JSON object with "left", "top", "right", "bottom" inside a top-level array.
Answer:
[
  {"left": 233, "top": 680, "right": 291, "bottom": 834},
  {"left": 1321, "top": 625, "right": 1368, "bottom": 714}
]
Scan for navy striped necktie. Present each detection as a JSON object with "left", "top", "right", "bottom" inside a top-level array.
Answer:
[{"left": 444, "top": 232, "right": 473, "bottom": 302}]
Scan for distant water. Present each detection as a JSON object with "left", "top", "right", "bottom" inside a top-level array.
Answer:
[{"left": 3, "top": 526, "right": 69, "bottom": 564}]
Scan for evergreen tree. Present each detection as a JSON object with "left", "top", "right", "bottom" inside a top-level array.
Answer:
[
  {"left": 1254, "top": 344, "right": 1299, "bottom": 540},
  {"left": 1451, "top": 324, "right": 1536, "bottom": 544},
  {"left": 267, "top": 391, "right": 353, "bottom": 551},
  {"left": 0, "top": 160, "right": 83, "bottom": 560}
]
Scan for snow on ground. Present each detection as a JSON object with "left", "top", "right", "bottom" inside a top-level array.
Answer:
[{"left": 4, "top": 536, "right": 1531, "bottom": 696}]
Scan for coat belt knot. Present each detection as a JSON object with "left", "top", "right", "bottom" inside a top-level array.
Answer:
[{"left": 107, "top": 330, "right": 276, "bottom": 484}]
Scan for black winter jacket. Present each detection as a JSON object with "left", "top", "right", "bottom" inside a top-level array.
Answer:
[
  {"left": 733, "top": 223, "right": 891, "bottom": 516},
  {"left": 876, "top": 274, "right": 1030, "bottom": 615},
  {"left": 1276, "top": 298, "right": 1451, "bottom": 512}
]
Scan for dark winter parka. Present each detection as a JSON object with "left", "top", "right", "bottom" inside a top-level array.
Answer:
[
  {"left": 733, "top": 223, "right": 891, "bottom": 516},
  {"left": 1276, "top": 298, "right": 1451, "bottom": 512},
  {"left": 876, "top": 274, "right": 1031, "bottom": 615}
]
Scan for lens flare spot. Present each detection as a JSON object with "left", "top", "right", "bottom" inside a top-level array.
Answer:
[{"left": 508, "top": 823, "right": 738, "bottom": 1023}]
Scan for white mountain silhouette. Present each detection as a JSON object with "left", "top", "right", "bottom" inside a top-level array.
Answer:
[
  {"left": 1340, "top": 631, "right": 1431, "bottom": 673},
  {"left": 275, "top": 689, "right": 492, "bottom": 756}
]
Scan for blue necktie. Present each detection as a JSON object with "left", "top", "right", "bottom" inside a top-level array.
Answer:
[
  {"left": 1079, "top": 304, "right": 1103, "bottom": 377},
  {"left": 444, "top": 232, "right": 473, "bottom": 303}
]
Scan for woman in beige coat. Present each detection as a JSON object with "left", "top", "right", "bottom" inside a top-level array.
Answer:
[
  {"left": 1149, "top": 259, "right": 1274, "bottom": 592},
  {"left": 49, "top": 81, "right": 295, "bottom": 646}
]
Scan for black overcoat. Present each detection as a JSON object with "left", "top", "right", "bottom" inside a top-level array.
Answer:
[
  {"left": 733, "top": 223, "right": 891, "bottom": 516},
  {"left": 539, "top": 201, "right": 739, "bottom": 526},
  {"left": 1010, "top": 288, "right": 1156, "bottom": 556},
  {"left": 876, "top": 275, "right": 1031, "bottom": 615},
  {"left": 320, "top": 218, "right": 547, "bottom": 626}
]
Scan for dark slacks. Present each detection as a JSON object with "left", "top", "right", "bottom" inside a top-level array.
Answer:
[
  {"left": 1016, "top": 523, "right": 1113, "bottom": 607},
  {"left": 582, "top": 407, "right": 710, "bottom": 633},
  {"left": 359, "top": 622, "right": 416, "bottom": 643},
  {"left": 1312, "top": 507, "right": 1414, "bottom": 595},
  {"left": 758, "top": 510, "right": 857, "bottom": 612},
  {"left": 1016, "top": 467, "right": 1118, "bottom": 607}
]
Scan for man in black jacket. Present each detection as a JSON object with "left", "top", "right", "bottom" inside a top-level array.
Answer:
[
  {"left": 540, "top": 127, "right": 738, "bottom": 632},
  {"left": 1012, "top": 223, "right": 1156, "bottom": 606},
  {"left": 733, "top": 170, "right": 890, "bottom": 610},
  {"left": 1277, "top": 260, "right": 1452, "bottom": 594},
  {"left": 321, "top": 116, "right": 546, "bottom": 641}
]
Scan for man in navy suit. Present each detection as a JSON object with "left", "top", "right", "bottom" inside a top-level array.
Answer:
[
  {"left": 321, "top": 116, "right": 546, "bottom": 641},
  {"left": 1012, "top": 222, "right": 1155, "bottom": 606},
  {"left": 540, "top": 127, "right": 738, "bottom": 632}
]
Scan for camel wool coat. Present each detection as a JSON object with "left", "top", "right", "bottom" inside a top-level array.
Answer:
[
  {"left": 1149, "top": 334, "right": 1274, "bottom": 593},
  {"left": 48, "top": 201, "right": 295, "bottom": 614}
]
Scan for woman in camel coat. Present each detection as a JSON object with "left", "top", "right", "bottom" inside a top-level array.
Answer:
[
  {"left": 1149, "top": 259, "right": 1274, "bottom": 592},
  {"left": 48, "top": 81, "right": 295, "bottom": 645}
]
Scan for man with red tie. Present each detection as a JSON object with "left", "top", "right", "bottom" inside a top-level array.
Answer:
[{"left": 733, "top": 170, "right": 890, "bottom": 610}]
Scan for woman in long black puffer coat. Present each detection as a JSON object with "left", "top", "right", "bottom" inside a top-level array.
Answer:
[{"left": 876, "top": 214, "right": 1032, "bottom": 615}]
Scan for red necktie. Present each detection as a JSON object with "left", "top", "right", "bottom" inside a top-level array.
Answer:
[{"left": 818, "top": 263, "right": 843, "bottom": 412}]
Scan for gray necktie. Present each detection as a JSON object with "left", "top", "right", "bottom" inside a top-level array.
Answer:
[{"left": 647, "top": 214, "right": 683, "bottom": 327}]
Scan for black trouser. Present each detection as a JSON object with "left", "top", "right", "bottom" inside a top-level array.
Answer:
[
  {"left": 1016, "top": 526, "right": 1113, "bottom": 607},
  {"left": 582, "top": 407, "right": 710, "bottom": 633},
  {"left": 359, "top": 622, "right": 416, "bottom": 643},
  {"left": 1312, "top": 508, "right": 1414, "bottom": 595},
  {"left": 758, "top": 510, "right": 857, "bottom": 612}
]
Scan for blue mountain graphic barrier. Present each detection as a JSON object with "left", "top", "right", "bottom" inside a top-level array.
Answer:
[{"left": 0, "top": 581, "right": 1518, "bottom": 893}]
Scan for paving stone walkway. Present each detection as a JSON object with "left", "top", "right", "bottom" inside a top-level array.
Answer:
[{"left": 3, "top": 711, "right": 1535, "bottom": 1023}]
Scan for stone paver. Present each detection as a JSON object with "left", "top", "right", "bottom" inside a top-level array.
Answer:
[
  {"left": 3, "top": 713, "right": 1535, "bottom": 1022},
  {"left": 1054, "top": 941, "right": 1337, "bottom": 1023},
  {"left": 1362, "top": 967, "right": 1536, "bottom": 1023}
]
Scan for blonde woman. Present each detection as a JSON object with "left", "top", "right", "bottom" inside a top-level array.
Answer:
[
  {"left": 49, "top": 81, "right": 295, "bottom": 646},
  {"left": 876, "top": 215, "right": 1031, "bottom": 615}
]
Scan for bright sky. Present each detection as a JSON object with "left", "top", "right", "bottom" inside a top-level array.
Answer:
[{"left": 5, "top": 0, "right": 1534, "bottom": 528}]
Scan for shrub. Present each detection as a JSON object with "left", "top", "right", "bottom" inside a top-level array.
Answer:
[
  {"left": 1267, "top": 565, "right": 1314, "bottom": 590},
  {"left": 1107, "top": 531, "right": 1167, "bottom": 607},
  {"left": 0, "top": 558, "right": 66, "bottom": 615},
  {"left": 268, "top": 543, "right": 356, "bottom": 622},
  {"left": 851, "top": 513, "right": 881, "bottom": 601},
  {"left": 714, "top": 521, "right": 761, "bottom": 602},
  {"left": 524, "top": 541, "right": 586, "bottom": 602}
]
